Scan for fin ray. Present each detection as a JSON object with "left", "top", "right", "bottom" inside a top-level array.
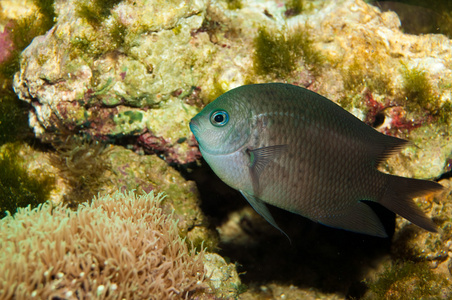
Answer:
[
  {"left": 248, "top": 145, "right": 287, "bottom": 195},
  {"left": 317, "top": 202, "right": 388, "bottom": 237},
  {"left": 240, "top": 190, "right": 291, "bottom": 242},
  {"left": 379, "top": 175, "right": 442, "bottom": 232},
  {"left": 370, "top": 133, "right": 409, "bottom": 166}
]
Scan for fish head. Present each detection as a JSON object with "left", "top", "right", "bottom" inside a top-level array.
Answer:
[{"left": 189, "top": 90, "right": 251, "bottom": 155}]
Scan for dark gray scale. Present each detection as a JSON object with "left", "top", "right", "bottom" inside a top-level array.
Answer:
[{"left": 236, "top": 83, "right": 441, "bottom": 238}]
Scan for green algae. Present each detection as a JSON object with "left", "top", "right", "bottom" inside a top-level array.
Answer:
[
  {"left": 365, "top": 260, "right": 450, "bottom": 299},
  {"left": 0, "top": 0, "right": 57, "bottom": 217},
  {"left": 108, "top": 21, "right": 127, "bottom": 49},
  {"left": 285, "top": 0, "right": 305, "bottom": 17},
  {"left": 343, "top": 56, "right": 392, "bottom": 94},
  {"left": 69, "top": 25, "right": 125, "bottom": 59},
  {"left": 0, "top": 86, "right": 30, "bottom": 145},
  {"left": 225, "top": 0, "right": 243, "bottom": 10},
  {"left": 401, "top": 64, "right": 452, "bottom": 124},
  {"left": 253, "top": 26, "right": 323, "bottom": 78},
  {"left": 93, "top": 77, "right": 115, "bottom": 96},
  {"left": 253, "top": 27, "right": 299, "bottom": 78},
  {"left": 33, "top": 0, "right": 56, "bottom": 29},
  {"left": 401, "top": 65, "right": 435, "bottom": 111},
  {"left": 76, "top": 0, "right": 122, "bottom": 27},
  {"left": 70, "top": 10, "right": 127, "bottom": 59},
  {"left": 73, "top": 0, "right": 129, "bottom": 59},
  {"left": 0, "top": 143, "right": 55, "bottom": 218},
  {"left": 123, "top": 110, "right": 144, "bottom": 123}
]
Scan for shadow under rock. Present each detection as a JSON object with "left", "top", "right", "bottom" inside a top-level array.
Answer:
[{"left": 186, "top": 160, "right": 394, "bottom": 299}]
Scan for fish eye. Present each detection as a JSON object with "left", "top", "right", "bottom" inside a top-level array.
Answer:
[{"left": 210, "top": 110, "right": 229, "bottom": 127}]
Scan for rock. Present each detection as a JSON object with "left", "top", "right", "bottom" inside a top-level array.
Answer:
[
  {"left": 0, "top": 0, "right": 36, "bottom": 28},
  {"left": 13, "top": 0, "right": 211, "bottom": 164},
  {"left": 240, "top": 283, "right": 344, "bottom": 300},
  {"left": 203, "top": 252, "right": 242, "bottom": 298}
]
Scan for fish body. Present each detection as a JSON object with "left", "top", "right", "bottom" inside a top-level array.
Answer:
[{"left": 189, "top": 83, "right": 442, "bottom": 237}]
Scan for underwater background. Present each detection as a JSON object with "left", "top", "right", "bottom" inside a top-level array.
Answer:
[{"left": 1, "top": 0, "right": 452, "bottom": 299}]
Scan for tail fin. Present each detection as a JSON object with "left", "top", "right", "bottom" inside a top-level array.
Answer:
[{"left": 379, "top": 175, "right": 443, "bottom": 232}]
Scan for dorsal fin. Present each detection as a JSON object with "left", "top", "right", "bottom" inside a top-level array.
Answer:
[{"left": 370, "top": 133, "right": 409, "bottom": 166}]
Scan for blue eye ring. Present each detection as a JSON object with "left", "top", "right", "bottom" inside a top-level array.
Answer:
[{"left": 210, "top": 110, "right": 229, "bottom": 127}]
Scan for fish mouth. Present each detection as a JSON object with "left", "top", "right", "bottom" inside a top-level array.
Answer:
[
  {"left": 189, "top": 119, "right": 199, "bottom": 134},
  {"left": 189, "top": 118, "right": 202, "bottom": 143},
  {"left": 189, "top": 117, "right": 247, "bottom": 156}
]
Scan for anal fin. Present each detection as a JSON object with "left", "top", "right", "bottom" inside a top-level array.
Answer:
[{"left": 317, "top": 201, "right": 388, "bottom": 238}]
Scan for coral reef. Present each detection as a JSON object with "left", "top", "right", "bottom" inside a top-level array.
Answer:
[
  {"left": 105, "top": 145, "right": 218, "bottom": 251},
  {"left": 11, "top": 0, "right": 452, "bottom": 174},
  {"left": 374, "top": 0, "right": 452, "bottom": 37},
  {"left": 4, "top": 0, "right": 452, "bottom": 298},
  {"left": 0, "top": 0, "right": 55, "bottom": 78},
  {"left": 0, "top": 191, "right": 207, "bottom": 299},
  {"left": 0, "top": 140, "right": 217, "bottom": 251},
  {"left": 12, "top": 0, "right": 210, "bottom": 164}
]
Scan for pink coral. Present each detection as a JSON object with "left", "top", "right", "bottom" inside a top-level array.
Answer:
[{"left": 0, "top": 24, "right": 14, "bottom": 64}]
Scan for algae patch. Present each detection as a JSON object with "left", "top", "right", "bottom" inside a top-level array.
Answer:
[
  {"left": 401, "top": 64, "right": 452, "bottom": 124},
  {"left": 0, "top": 143, "right": 55, "bottom": 218},
  {"left": 0, "top": 86, "right": 30, "bottom": 145},
  {"left": 365, "top": 260, "right": 451, "bottom": 299},
  {"left": 76, "top": 0, "right": 122, "bottom": 27},
  {"left": 252, "top": 26, "right": 322, "bottom": 78}
]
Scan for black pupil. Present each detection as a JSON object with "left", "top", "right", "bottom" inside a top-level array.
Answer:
[{"left": 214, "top": 114, "right": 224, "bottom": 123}]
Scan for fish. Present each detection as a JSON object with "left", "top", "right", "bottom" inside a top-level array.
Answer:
[{"left": 189, "top": 83, "right": 442, "bottom": 238}]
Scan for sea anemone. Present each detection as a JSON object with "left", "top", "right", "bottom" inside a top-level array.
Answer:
[{"left": 0, "top": 191, "right": 206, "bottom": 299}]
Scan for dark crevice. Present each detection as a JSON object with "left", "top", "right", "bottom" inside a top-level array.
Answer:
[
  {"left": 371, "top": 112, "right": 386, "bottom": 128},
  {"left": 437, "top": 169, "right": 452, "bottom": 181}
]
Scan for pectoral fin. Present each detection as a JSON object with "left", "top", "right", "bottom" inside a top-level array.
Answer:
[
  {"left": 247, "top": 145, "right": 287, "bottom": 196},
  {"left": 240, "top": 190, "right": 291, "bottom": 242}
]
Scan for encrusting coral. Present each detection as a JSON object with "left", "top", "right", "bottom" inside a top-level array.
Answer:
[{"left": 0, "top": 191, "right": 206, "bottom": 299}]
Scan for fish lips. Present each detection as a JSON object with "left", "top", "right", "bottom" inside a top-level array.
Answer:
[
  {"left": 189, "top": 118, "right": 210, "bottom": 153},
  {"left": 189, "top": 118, "right": 200, "bottom": 134},
  {"left": 189, "top": 118, "right": 202, "bottom": 144}
]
